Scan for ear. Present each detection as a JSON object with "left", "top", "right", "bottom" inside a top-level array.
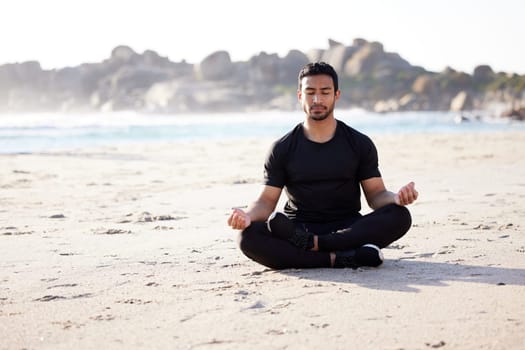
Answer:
[
  {"left": 335, "top": 89, "right": 341, "bottom": 101},
  {"left": 297, "top": 89, "right": 302, "bottom": 101}
]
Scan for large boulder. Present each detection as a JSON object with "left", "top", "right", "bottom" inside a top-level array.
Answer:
[
  {"left": 195, "top": 51, "right": 233, "bottom": 81},
  {"left": 249, "top": 51, "right": 280, "bottom": 84},
  {"left": 321, "top": 40, "right": 357, "bottom": 73},
  {"left": 110, "top": 45, "right": 139, "bottom": 64},
  {"left": 450, "top": 91, "right": 473, "bottom": 111},
  {"left": 280, "top": 50, "right": 310, "bottom": 85},
  {"left": 305, "top": 48, "right": 324, "bottom": 63},
  {"left": 344, "top": 41, "right": 384, "bottom": 77},
  {"left": 412, "top": 75, "right": 438, "bottom": 95},
  {"left": 0, "top": 61, "right": 44, "bottom": 89},
  {"left": 344, "top": 40, "right": 412, "bottom": 80},
  {"left": 472, "top": 65, "right": 494, "bottom": 85},
  {"left": 109, "top": 66, "right": 170, "bottom": 92},
  {"left": 0, "top": 61, "right": 51, "bottom": 111}
]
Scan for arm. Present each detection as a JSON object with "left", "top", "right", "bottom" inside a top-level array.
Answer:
[
  {"left": 227, "top": 185, "right": 282, "bottom": 230},
  {"left": 362, "top": 177, "right": 418, "bottom": 210}
]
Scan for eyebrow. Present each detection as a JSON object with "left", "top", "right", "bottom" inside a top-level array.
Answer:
[{"left": 304, "top": 87, "right": 333, "bottom": 92}]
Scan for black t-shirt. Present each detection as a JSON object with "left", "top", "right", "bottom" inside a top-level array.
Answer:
[{"left": 264, "top": 119, "right": 381, "bottom": 223}]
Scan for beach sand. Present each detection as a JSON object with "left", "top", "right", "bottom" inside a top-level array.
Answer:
[{"left": 1, "top": 131, "right": 524, "bottom": 349}]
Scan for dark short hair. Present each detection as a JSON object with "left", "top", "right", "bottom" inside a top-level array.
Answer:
[{"left": 298, "top": 61, "right": 339, "bottom": 92}]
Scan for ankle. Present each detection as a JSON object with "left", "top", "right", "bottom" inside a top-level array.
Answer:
[
  {"left": 330, "top": 252, "right": 336, "bottom": 267},
  {"left": 311, "top": 235, "right": 319, "bottom": 251}
]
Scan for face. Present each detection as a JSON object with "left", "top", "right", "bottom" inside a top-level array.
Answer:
[{"left": 298, "top": 74, "right": 340, "bottom": 121}]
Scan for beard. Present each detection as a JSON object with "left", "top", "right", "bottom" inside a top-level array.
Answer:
[{"left": 306, "top": 103, "right": 335, "bottom": 121}]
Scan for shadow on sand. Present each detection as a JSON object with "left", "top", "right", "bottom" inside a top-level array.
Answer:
[{"left": 278, "top": 259, "right": 525, "bottom": 292}]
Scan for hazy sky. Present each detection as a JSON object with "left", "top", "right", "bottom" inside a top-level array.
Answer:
[{"left": 1, "top": 0, "right": 524, "bottom": 74}]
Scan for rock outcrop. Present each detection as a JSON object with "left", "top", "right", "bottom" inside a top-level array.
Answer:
[{"left": 0, "top": 39, "right": 524, "bottom": 117}]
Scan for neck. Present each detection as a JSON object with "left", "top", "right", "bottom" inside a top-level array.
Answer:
[{"left": 303, "top": 116, "right": 337, "bottom": 143}]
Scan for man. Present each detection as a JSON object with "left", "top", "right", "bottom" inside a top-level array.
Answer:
[{"left": 227, "top": 62, "right": 418, "bottom": 269}]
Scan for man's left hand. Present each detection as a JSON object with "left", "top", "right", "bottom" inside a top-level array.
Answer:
[{"left": 395, "top": 181, "right": 418, "bottom": 206}]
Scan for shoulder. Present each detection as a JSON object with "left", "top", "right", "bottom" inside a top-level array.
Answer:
[
  {"left": 336, "top": 120, "right": 375, "bottom": 147},
  {"left": 270, "top": 123, "right": 303, "bottom": 151}
]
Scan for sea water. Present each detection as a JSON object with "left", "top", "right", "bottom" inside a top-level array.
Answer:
[{"left": 0, "top": 109, "right": 523, "bottom": 153}]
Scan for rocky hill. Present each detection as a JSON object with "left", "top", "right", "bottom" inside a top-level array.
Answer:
[{"left": 1, "top": 38, "right": 524, "bottom": 119}]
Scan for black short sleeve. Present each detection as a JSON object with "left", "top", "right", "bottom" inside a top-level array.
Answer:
[
  {"left": 356, "top": 135, "right": 381, "bottom": 181},
  {"left": 264, "top": 140, "right": 287, "bottom": 188}
]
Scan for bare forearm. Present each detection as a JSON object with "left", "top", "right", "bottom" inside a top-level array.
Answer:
[
  {"left": 228, "top": 200, "right": 275, "bottom": 231},
  {"left": 245, "top": 199, "right": 276, "bottom": 222},
  {"left": 368, "top": 181, "right": 419, "bottom": 209},
  {"left": 228, "top": 185, "right": 282, "bottom": 230},
  {"left": 368, "top": 190, "right": 397, "bottom": 210}
]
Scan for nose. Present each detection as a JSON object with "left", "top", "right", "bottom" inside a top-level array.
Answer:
[{"left": 312, "top": 95, "right": 321, "bottom": 103}]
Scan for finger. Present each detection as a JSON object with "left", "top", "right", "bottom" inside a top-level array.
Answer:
[
  {"left": 232, "top": 208, "right": 245, "bottom": 215},
  {"left": 230, "top": 213, "right": 242, "bottom": 228},
  {"left": 404, "top": 188, "right": 412, "bottom": 204},
  {"left": 405, "top": 182, "right": 418, "bottom": 201},
  {"left": 408, "top": 182, "right": 417, "bottom": 198},
  {"left": 234, "top": 215, "right": 243, "bottom": 228},
  {"left": 406, "top": 187, "right": 420, "bottom": 204},
  {"left": 407, "top": 183, "right": 418, "bottom": 202},
  {"left": 411, "top": 187, "right": 419, "bottom": 201},
  {"left": 227, "top": 212, "right": 235, "bottom": 226},
  {"left": 398, "top": 188, "right": 408, "bottom": 205},
  {"left": 232, "top": 213, "right": 247, "bottom": 230}
]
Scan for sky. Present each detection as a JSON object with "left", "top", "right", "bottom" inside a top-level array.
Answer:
[{"left": 1, "top": 0, "right": 524, "bottom": 74}]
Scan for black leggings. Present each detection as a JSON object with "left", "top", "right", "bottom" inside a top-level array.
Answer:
[{"left": 237, "top": 204, "right": 412, "bottom": 270}]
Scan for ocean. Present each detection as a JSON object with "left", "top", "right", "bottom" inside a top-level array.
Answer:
[{"left": 0, "top": 109, "right": 523, "bottom": 154}]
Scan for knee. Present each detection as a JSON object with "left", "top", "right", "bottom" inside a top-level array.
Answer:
[
  {"left": 390, "top": 204, "right": 412, "bottom": 235},
  {"left": 236, "top": 225, "right": 287, "bottom": 270},
  {"left": 237, "top": 227, "right": 255, "bottom": 256},
  {"left": 378, "top": 203, "right": 412, "bottom": 235},
  {"left": 237, "top": 225, "right": 269, "bottom": 262},
  {"left": 397, "top": 204, "right": 412, "bottom": 228}
]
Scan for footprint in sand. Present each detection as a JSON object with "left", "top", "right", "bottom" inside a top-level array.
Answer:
[
  {"left": 92, "top": 228, "right": 132, "bottom": 235},
  {"left": 34, "top": 293, "right": 93, "bottom": 302},
  {"left": 47, "top": 283, "right": 78, "bottom": 289},
  {"left": 116, "top": 298, "right": 152, "bottom": 305},
  {"left": 1, "top": 226, "right": 34, "bottom": 236},
  {"left": 90, "top": 314, "right": 115, "bottom": 321},
  {"left": 51, "top": 320, "right": 85, "bottom": 330}
]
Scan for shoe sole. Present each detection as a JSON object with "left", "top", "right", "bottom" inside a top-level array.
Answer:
[{"left": 361, "top": 244, "right": 384, "bottom": 263}]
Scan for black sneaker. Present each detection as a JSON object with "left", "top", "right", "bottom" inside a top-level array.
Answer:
[
  {"left": 267, "top": 212, "right": 314, "bottom": 250},
  {"left": 333, "top": 244, "right": 384, "bottom": 269}
]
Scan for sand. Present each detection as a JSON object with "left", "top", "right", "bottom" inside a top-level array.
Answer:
[{"left": 1, "top": 131, "right": 524, "bottom": 349}]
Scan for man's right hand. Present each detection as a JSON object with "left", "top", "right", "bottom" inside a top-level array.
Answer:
[{"left": 227, "top": 208, "right": 251, "bottom": 230}]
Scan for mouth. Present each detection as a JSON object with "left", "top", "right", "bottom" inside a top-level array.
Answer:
[{"left": 310, "top": 105, "right": 325, "bottom": 113}]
